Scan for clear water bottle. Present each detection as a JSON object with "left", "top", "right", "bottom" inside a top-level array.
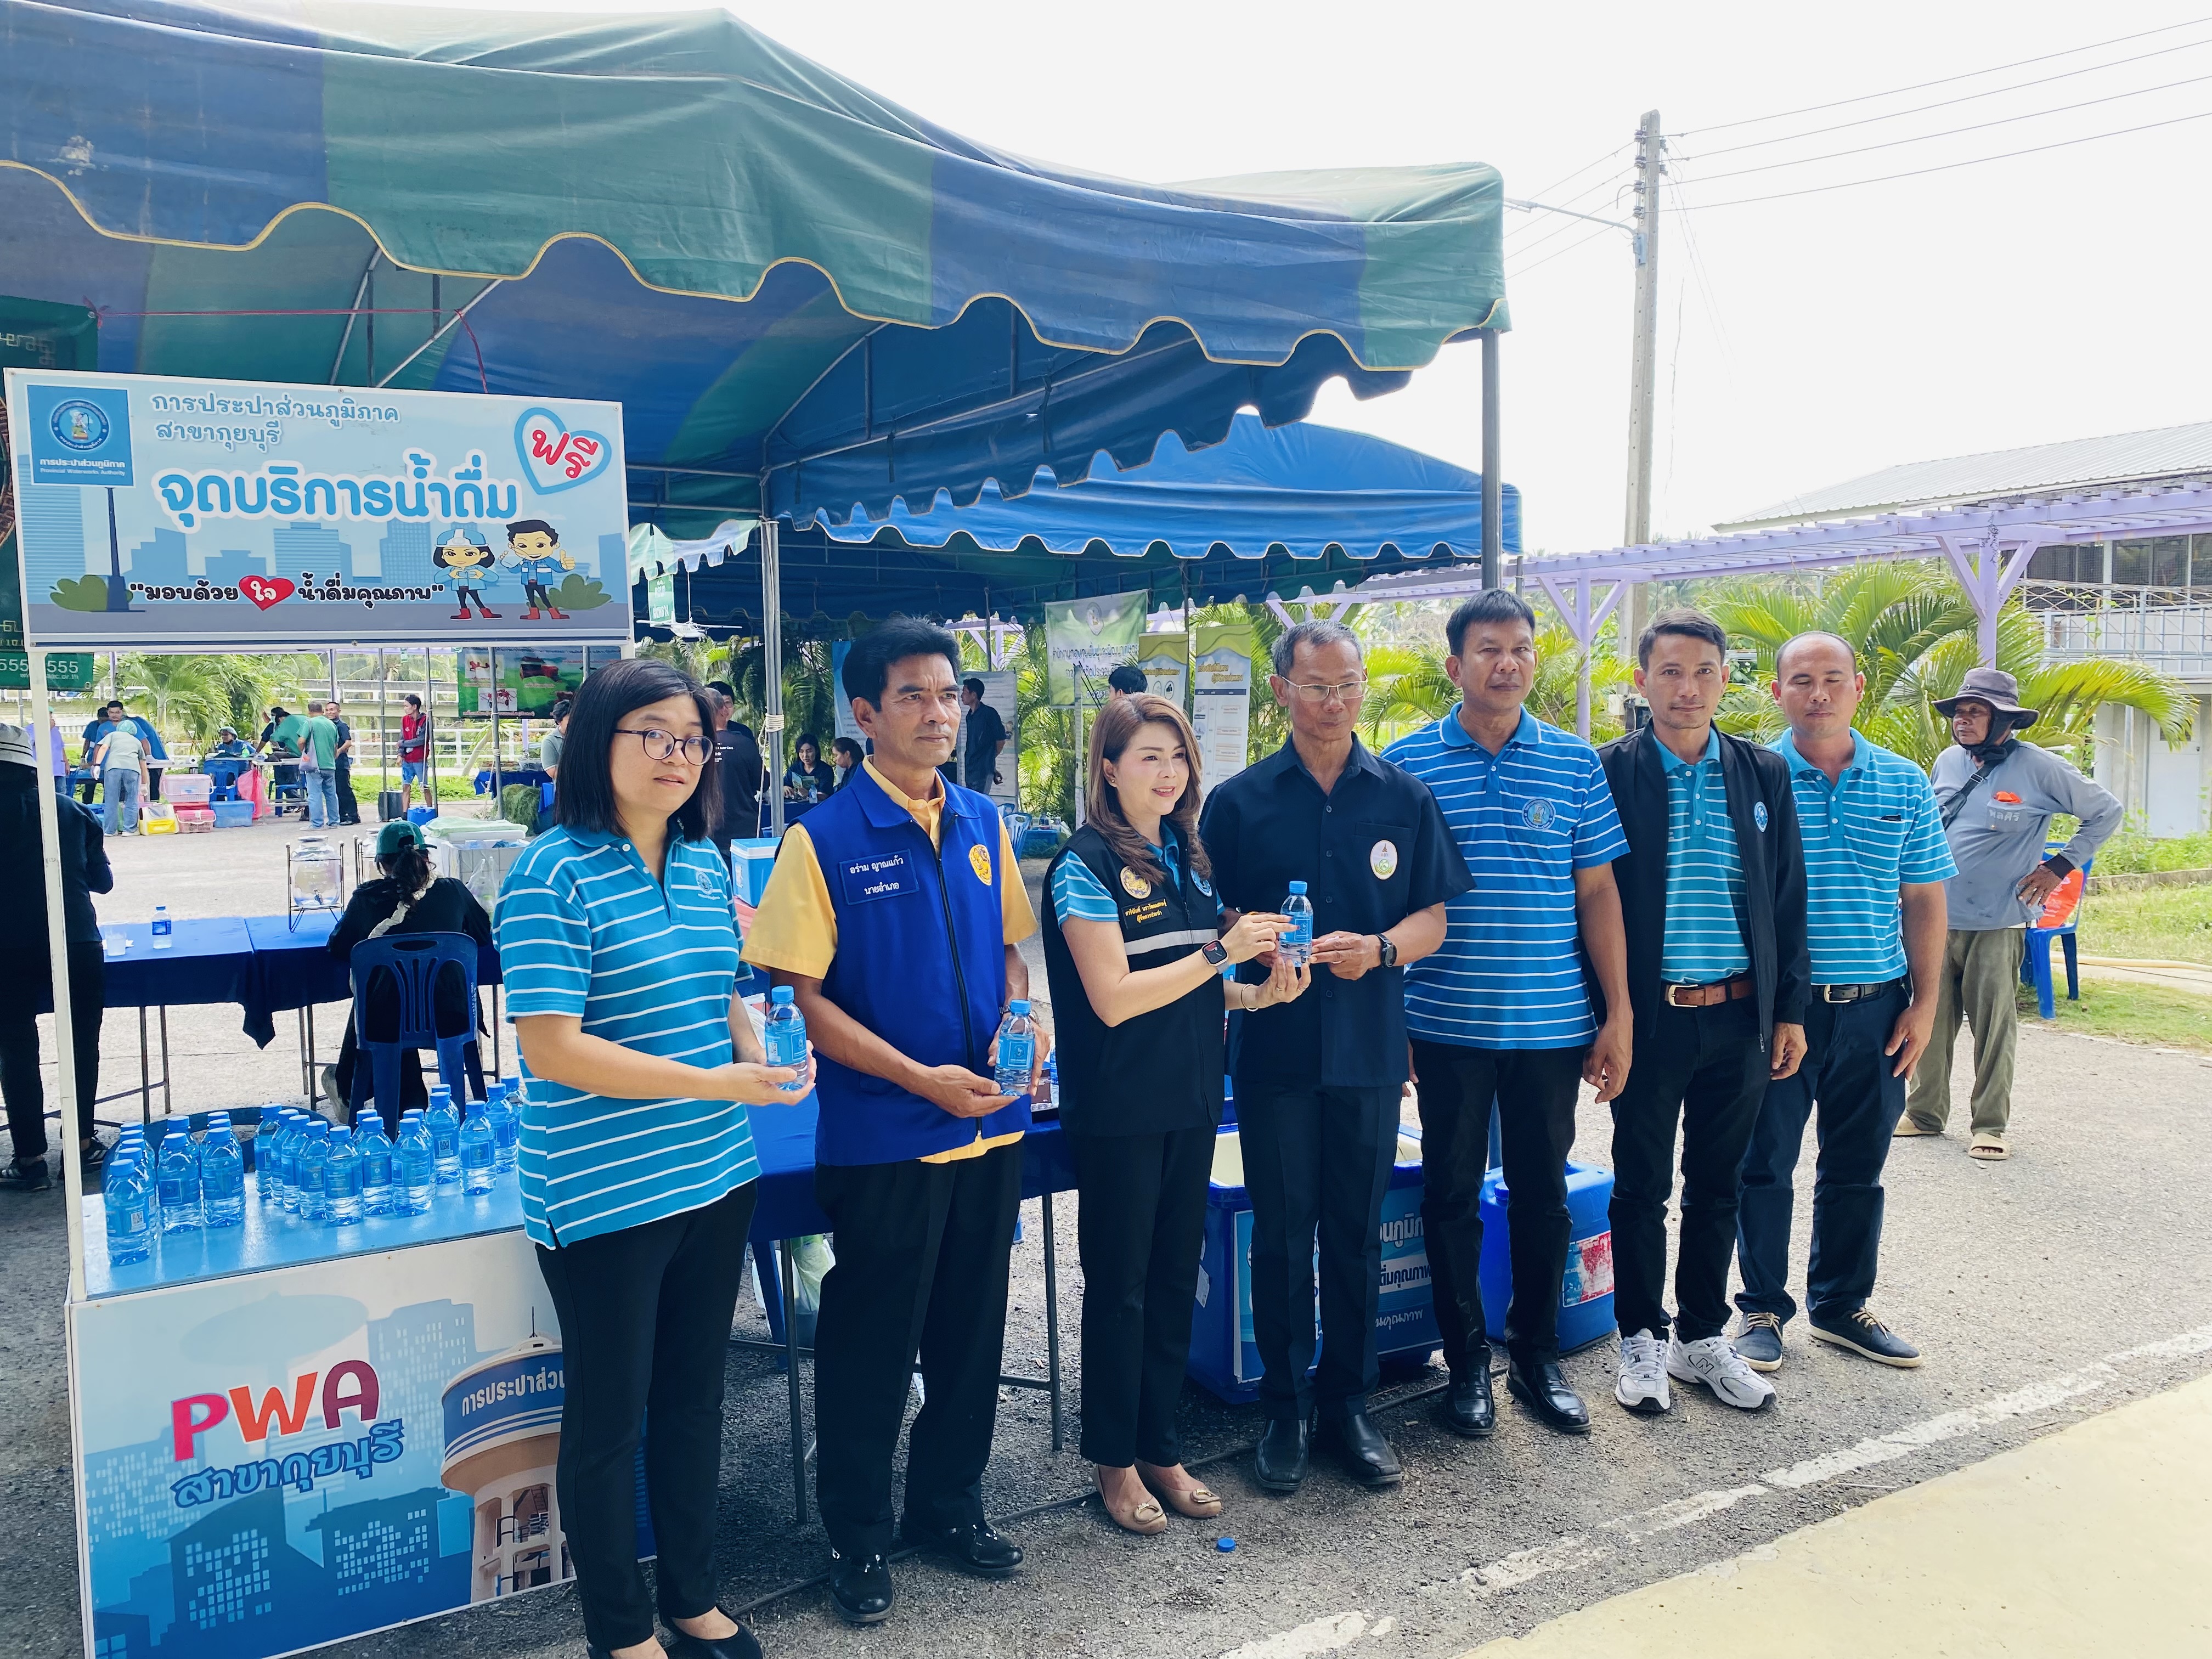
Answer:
[
  {"left": 201, "top": 1113, "right": 245, "bottom": 1229},
  {"left": 151, "top": 904, "right": 173, "bottom": 949},
  {"left": 105, "top": 1152, "right": 153, "bottom": 1266},
  {"left": 158, "top": 1126, "right": 203, "bottom": 1233},
  {"left": 764, "top": 986, "right": 809, "bottom": 1092},
  {"left": 426, "top": 1085, "right": 462, "bottom": 1187},
  {"left": 1282, "top": 881, "right": 1314, "bottom": 967},
  {"left": 255, "top": 1113, "right": 287, "bottom": 1209},
  {"left": 398, "top": 1110, "right": 436, "bottom": 1216},
  {"left": 296, "top": 1121, "right": 331, "bottom": 1223},
  {"left": 460, "top": 1099, "right": 496, "bottom": 1195},
  {"left": 992, "top": 1000, "right": 1036, "bottom": 1096},
  {"left": 489, "top": 1079, "right": 521, "bottom": 1175},
  {"left": 275, "top": 1113, "right": 306, "bottom": 1213},
  {"left": 358, "top": 1118, "right": 396, "bottom": 1216},
  {"left": 325, "top": 1127, "right": 363, "bottom": 1226}
]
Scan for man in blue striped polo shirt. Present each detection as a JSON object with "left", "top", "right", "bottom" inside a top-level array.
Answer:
[
  {"left": 1733, "top": 633, "right": 1953, "bottom": 1374},
  {"left": 1386, "top": 590, "right": 1632, "bottom": 1439}
]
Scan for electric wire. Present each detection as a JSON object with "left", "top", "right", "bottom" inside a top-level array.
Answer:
[
  {"left": 1505, "top": 195, "right": 1633, "bottom": 263},
  {"left": 1505, "top": 172, "right": 1635, "bottom": 252},
  {"left": 1505, "top": 219, "right": 1622, "bottom": 280},
  {"left": 1516, "top": 140, "right": 1633, "bottom": 209}
]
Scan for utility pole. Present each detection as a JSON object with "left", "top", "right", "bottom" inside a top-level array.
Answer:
[{"left": 1618, "top": 109, "right": 1663, "bottom": 662}]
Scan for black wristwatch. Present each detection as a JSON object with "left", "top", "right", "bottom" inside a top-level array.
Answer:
[
  {"left": 1201, "top": 939, "right": 1229, "bottom": 967},
  {"left": 1376, "top": 934, "right": 1398, "bottom": 969}
]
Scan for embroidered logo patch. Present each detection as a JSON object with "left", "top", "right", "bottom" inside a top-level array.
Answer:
[
  {"left": 1369, "top": 839, "right": 1400, "bottom": 879},
  {"left": 1753, "top": 802, "right": 1769, "bottom": 831},
  {"left": 968, "top": 843, "right": 993, "bottom": 884},
  {"left": 1119, "top": 866, "right": 1153, "bottom": 899},
  {"left": 1521, "top": 797, "right": 1556, "bottom": 831},
  {"left": 1193, "top": 872, "right": 1214, "bottom": 898}
]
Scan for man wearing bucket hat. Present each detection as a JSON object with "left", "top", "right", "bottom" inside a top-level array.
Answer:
[{"left": 1900, "top": 667, "right": 2121, "bottom": 1160}]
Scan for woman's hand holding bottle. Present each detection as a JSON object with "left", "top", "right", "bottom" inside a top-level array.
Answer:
[
  {"left": 714, "top": 1046, "right": 816, "bottom": 1104},
  {"left": 1218, "top": 910, "right": 1289, "bottom": 965},
  {"left": 1248, "top": 953, "right": 1309, "bottom": 1009}
]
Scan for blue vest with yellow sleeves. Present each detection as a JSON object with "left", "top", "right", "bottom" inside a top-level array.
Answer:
[{"left": 806, "top": 764, "right": 1028, "bottom": 1166}]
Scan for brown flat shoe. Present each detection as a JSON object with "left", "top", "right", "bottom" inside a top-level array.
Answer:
[
  {"left": 1968, "top": 1131, "right": 2011, "bottom": 1160},
  {"left": 1892, "top": 1118, "right": 1940, "bottom": 1137},
  {"left": 1138, "top": 1462, "right": 1223, "bottom": 1520},
  {"left": 1095, "top": 1468, "right": 1167, "bottom": 1535}
]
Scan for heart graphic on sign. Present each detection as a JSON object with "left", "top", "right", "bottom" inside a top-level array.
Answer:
[
  {"left": 240, "top": 575, "right": 295, "bottom": 611},
  {"left": 515, "top": 407, "right": 613, "bottom": 495}
]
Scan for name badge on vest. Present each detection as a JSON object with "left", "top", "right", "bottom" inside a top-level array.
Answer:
[{"left": 841, "top": 850, "right": 917, "bottom": 904}]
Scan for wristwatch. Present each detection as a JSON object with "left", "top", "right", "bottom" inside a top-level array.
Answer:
[
  {"left": 1375, "top": 934, "right": 1398, "bottom": 969},
  {"left": 1201, "top": 939, "right": 1229, "bottom": 966}
]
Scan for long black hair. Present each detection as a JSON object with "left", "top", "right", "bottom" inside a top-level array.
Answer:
[{"left": 555, "top": 658, "right": 721, "bottom": 842}]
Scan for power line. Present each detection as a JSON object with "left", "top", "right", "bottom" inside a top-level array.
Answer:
[
  {"left": 1677, "top": 67, "right": 2212, "bottom": 186},
  {"left": 1674, "top": 14, "right": 2212, "bottom": 136},
  {"left": 1505, "top": 167, "right": 1633, "bottom": 245},
  {"left": 1504, "top": 219, "right": 1621, "bottom": 281},
  {"left": 1516, "top": 141, "right": 1630, "bottom": 208},
  {"left": 1673, "top": 105, "right": 2212, "bottom": 211},
  {"left": 1504, "top": 200, "right": 1628, "bottom": 263}
]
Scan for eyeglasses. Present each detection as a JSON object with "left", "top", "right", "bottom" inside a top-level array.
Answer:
[
  {"left": 1278, "top": 678, "right": 1367, "bottom": 706},
  {"left": 615, "top": 727, "right": 713, "bottom": 765}
]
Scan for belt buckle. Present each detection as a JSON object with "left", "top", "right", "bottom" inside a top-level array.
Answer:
[
  {"left": 1820, "top": 983, "right": 1853, "bottom": 1003},
  {"left": 1665, "top": 982, "right": 1701, "bottom": 1008}
]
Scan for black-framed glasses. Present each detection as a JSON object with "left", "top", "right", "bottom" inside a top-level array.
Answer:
[{"left": 615, "top": 727, "right": 713, "bottom": 765}]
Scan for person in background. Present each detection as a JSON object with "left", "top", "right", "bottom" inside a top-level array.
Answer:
[
  {"left": 1384, "top": 589, "right": 1633, "bottom": 1441},
  {"left": 1732, "top": 634, "right": 1953, "bottom": 1376},
  {"left": 781, "top": 732, "right": 837, "bottom": 803},
  {"left": 540, "top": 697, "right": 573, "bottom": 779},
  {"left": 82, "top": 699, "right": 168, "bottom": 802},
  {"left": 92, "top": 717, "right": 150, "bottom": 835},
  {"left": 257, "top": 704, "right": 302, "bottom": 757},
  {"left": 1898, "top": 667, "right": 2123, "bottom": 1161},
  {"left": 328, "top": 695, "right": 360, "bottom": 826},
  {"left": 208, "top": 726, "right": 250, "bottom": 760},
  {"left": 1043, "top": 693, "right": 1304, "bottom": 1533},
  {"left": 47, "top": 717, "right": 73, "bottom": 797},
  {"left": 958, "top": 678, "right": 1008, "bottom": 793},
  {"left": 298, "top": 700, "right": 342, "bottom": 830},
  {"left": 1106, "top": 664, "right": 1148, "bottom": 701},
  {"left": 324, "top": 820, "right": 494, "bottom": 1130},
  {"left": 397, "top": 693, "right": 431, "bottom": 812},
  {"left": 1596, "top": 610, "right": 1808, "bottom": 1420},
  {"left": 1198, "top": 620, "right": 1470, "bottom": 1495},
  {"left": 503, "top": 657, "right": 809, "bottom": 1659},
  {"left": 830, "top": 736, "right": 863, "bottom": 792},
  {"left": 0, "top": 723, "right": 111, "bottom": 1192},
  {"left": 706, "top": 691, "right": 763, "bottom": 856},
  {"left": 744, "top": 619, "right": 1045, "bottom": 1626}
]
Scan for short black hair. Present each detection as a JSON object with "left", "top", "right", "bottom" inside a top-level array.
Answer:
[
  {"left": 403, "top": 693, "right": 422, "bottom": 709},
  {"left": 554, "top": 658, "right": 721, "bottom": 843},
  {"left": 841, "top": 618, "right": 960, "bottom": 708},
  {"left": 793, "top": 731, "right": 820, "bottom": 757},
  {"left": 705, "top": 679, "right": 735, "bottom": 699},
  {"left": 962, "top": 676, "right": 987, "bottom": 697},
  {"left": 1106, "top": 664, "right": 1148, "bottom": 695},
  {"left": 1638, "top": 607, "right": 1729, "bottom": 668},
  {"left": 507, "top": 518, "right": 558, "bottom": 542},
  {"left": 104, "top": 701, "right": 123, "bottom": 713},
  {"left": 1445, "top": 589, "right": 1538, "bottom": 654},
  {"left": 550, "top": 695, "right": 573, "bottom": 724}
]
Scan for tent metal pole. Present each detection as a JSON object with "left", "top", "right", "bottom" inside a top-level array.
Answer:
[
  {"left": 28, "top": 648, "right": 89, "bottom": 1300},
  {"left": 761, "top": 514, "right": 786, "bottom": 839},
  {"left": 1480, "top": 329, "right": 1502, "bottom": 590}
]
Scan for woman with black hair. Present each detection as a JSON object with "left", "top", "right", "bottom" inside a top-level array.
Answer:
[
  {"left": 781, "top": 732, "right": 837, "bottom": 803},
  {"left": 499, "top": 657, "right": 811, "bottom": 1659},
  {"left": 830, "top": 735, "right": 863, "bottom": 791}
]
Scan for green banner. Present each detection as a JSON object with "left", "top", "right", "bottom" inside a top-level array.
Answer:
[
  {"left": 1044, "top": 594, "right": 1145, "bottom": 707},
  {"left": 647, "top": 571, "right": 676, "bottom": 628},
  {"left": 1134, "top": 630, "right": 1190, "bottom": 709}
]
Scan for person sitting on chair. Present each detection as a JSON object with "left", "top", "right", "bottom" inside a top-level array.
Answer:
[{"left": 324, "top": 820, "right": 492, "bottom": 1130}]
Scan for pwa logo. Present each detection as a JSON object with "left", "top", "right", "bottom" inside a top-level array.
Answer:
[{"left": 171, "top": 1360, "right": 381, "bottom": 1463}]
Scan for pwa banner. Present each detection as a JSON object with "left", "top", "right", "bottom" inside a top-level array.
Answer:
[
  {"left": 1133, "top": 631, "right": 1189, "bottom": 709},
  {"left": 1043, "top": 594, "right": 1143, "bottom": 707},
  {"left": 5, "top": 369, "right": 631, "bottom": 648},
  {"left": 1190, "top": 618, "right": 1256, "bottom": 794}
]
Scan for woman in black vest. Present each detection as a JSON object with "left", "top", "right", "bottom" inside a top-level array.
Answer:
[{"left": 1042, "top": 693, "right": 1306, "bottom": 1534}]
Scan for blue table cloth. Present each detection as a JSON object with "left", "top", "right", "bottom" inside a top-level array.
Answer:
[
  {"left": 93, "top": 918, "right": 256, "bottom": 1011},
  {"left": 240, "top": 912, "right": 504, "bottom": 1046}
]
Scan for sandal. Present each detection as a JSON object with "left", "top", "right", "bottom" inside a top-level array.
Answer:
[
  {"left": 1095, "top": 1468, "right": 1167, "bottom": 1535},
  {"left": 1138, "top": 1461, "right": 1223, "bottom": 1520},
  {"left": 1968, "top": 1132, "right": 2010, "bottom": 1160},
  {"left": 1892, "top": 1118, "right": 1940, "bottom": 1137}
]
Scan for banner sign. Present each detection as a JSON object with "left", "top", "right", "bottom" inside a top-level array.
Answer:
[
  {"left": 1043, "top": 594, "right": 1143, "bottom": 707},
  {"left": 458, "top": 646, "right": 599, "bottom": 717},
  {"left": 4, "top": 369, "right": 632, "bottom": 649},
  {"left": 1191, "top": 618, "right": 1256, "bottom": 794},
  {"left": 1134, "top": 630, "right": 1189, "bottom": 709},
  {"left": 0, "top": 315, "right": 98, "bottom": 690}
]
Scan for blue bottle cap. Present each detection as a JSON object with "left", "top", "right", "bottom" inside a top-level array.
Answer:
[
  {"left": 1008, "top": 999, "right": 1030, "bottom": 1017},
  {"left": 771, "top": 984, "right": 795, "bottom": 1004},
  {"left": 1215, "top": 1537, "right": 1235, "bottom": 1552},
  {"left": 1286, "top": 881, "right": 1307, "bottom": 895}
]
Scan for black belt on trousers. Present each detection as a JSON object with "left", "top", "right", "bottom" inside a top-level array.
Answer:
[{"left": 1814, "top": 977, "right": 1908, "bottom": 1003}]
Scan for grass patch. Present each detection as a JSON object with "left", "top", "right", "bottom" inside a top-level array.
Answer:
[
  {"left": 2019, "top": 980, "right": 2212, "bottom": 1053},
  {"left": 2075, "top": 883, "right": 2212, "bottom": 966}
]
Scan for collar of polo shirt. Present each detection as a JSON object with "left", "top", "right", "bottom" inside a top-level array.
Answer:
[
  {"left": 1439, "top": 705, "right": 1538, "bottom": 753},
  {"left": 1778, "top": 727, "right": 1870, "bottom": 782},
  {"left": 1657, "top": 726, "right": 1722, "bottom": 772}
]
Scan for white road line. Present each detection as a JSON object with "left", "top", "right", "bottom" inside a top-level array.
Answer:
[
  {"left": 1463, "top": 1538, "right": 1607, "bottom": 1597},
  {"left": 1218, "top": 1611, "right": 1370, "bottom": 1659}
]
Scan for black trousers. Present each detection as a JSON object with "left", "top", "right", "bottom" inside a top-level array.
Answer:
[
  {"left": 1410, "top": 1039, "right": 1587, "bottom": 1367},
  {"left": 812, "top": 1142, "right": 1022, "bottom": 1556},
  {"left": 335, "top": 758, "right": 358, "bottom": 824},
  {"left": 0, "top": 943, "right": 105, "bottom": 1161},
  {"left": 532, "top": 1181, "right": 758, "bottom": 1652},
  {"left": 1609, "top": 996, "right": 1769, "bottom": 1342},
  {"left": 1071, "top": 1127, "right": 1213, "bottom": 1468},
  {"left": 1234, "top": 1081, "right": 1398, "bottom": 1424}
]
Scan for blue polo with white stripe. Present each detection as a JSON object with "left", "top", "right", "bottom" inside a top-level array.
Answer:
[
  {"left": 1775, "top": 730, "right": 1956, "bottom": 983},
  {"left": 1659, "top": 728, "right": 1751, "bottom": 982},
  {"left": 1384, "top": 707, "right": 1628, "bottom": 1050},
  {"left": 1052, "top": 823, "right": 1186, "bottom": 923},
  {"left": 496, "top": 825, "right": 759, "bottom": 1248}
]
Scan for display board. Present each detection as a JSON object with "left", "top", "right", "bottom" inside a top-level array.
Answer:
[
  {"left": 1135, "top": 630, "right": 1189, "bottom": 708},
  {"left": 4, "top": 370, "right": 631, "bottom": 648},
  {"left": 458, "top": 646, "right": 601, "bottom": 716},
  {"left": 1191, "top": 618, "right": 1257, "bottom": 793},
  {"left": 1043, "top": 594, "right": 1143, "bottom": 707},
  {"left": 0, "top": 329, "right": 95, "bottom": 690}
]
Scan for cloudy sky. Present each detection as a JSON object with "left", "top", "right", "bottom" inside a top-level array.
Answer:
[{"left": 272, "top": 1, "right": 2212, "bottom": 554}]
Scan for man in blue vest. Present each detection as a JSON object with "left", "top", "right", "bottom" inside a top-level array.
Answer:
[{"left": 746, "top": 619, "right": 1047, "bottom": 1628}]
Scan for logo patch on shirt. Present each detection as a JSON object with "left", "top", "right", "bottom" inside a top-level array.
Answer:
[
  {"left": 1193, "top": 872, "right": 1214, "bottom": 898},
  {"left": 840, "top": 851, "right": 916, "bottom": 904},
  {"left": 1369, "top": 839, "right": 1400, "bottom": 879},
  {"left": 1753, "top": 802, "right": 1769, "bottom": 831},
  {"left": 1521, "top": 797, "right": 1556, "bottom": 831},
  {"left": 1119, "top": 866, "right": 1153, "bottom": 899},
  {"left": 968, "top": 843, "right": 994, "bottom": 885}
]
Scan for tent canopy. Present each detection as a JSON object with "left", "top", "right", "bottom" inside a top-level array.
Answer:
[{"left": 1, "top": 1, "right": 1508, "bottom": 530}]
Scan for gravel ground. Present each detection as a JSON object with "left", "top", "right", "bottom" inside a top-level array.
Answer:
[{"left": 4, "top": 826, "right": 2209, "bottom": 1658}]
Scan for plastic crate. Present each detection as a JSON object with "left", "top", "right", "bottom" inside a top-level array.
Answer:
[
  {"left": 211, "top": 799, "right": 256, "bottom": 828},
  {"left": 164, "top": 774, "right": 212, "bottom": 805},
  {"left": 173, "top": 805, "right": 215, "bottom": 833}
]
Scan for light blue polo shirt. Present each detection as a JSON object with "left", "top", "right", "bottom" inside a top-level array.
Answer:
[
  {"left": 1052, "top": 823, "right": 1187, "bottom": 923},
  {"left": 1776, "top": 730, "right": 1956, "bottom": 984},
  {"left": 497, "top": 825, "right": 760, "bottom": 1248},
  {"left": 1659, "top": 729, "right": 1751, "bottom": 982},
  {"left": 1385, "top": 707, "right": 1628, "bottom": 1050}
]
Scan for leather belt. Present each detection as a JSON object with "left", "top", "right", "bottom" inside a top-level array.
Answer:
[
  {"left": 1816, "top": 978, "right": 1907, "bottom": 1004},
  {"left": 1663, "top": 973, "right": 1753, "bottom": 1008}
]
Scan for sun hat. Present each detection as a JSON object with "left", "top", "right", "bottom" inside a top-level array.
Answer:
[
  {"left": 1932, "top": 666, "right": 2039, "bottom": 727},
  {"left": 0, "top": 724, "right": 32, "bottom": 771}
]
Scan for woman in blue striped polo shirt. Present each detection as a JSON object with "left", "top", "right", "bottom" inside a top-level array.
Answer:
[{"left": 500, "top": 657, "right": 812, "bottom": 1659}]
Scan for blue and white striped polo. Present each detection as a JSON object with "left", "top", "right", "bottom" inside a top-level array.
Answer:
[
  {"left": 496, "top": 825, "right": 760, "bottom": 1248},
  {"left": 1051, "top": 824, "right": 1185, "bottom": 923},
  {"left": 1385, "top": 708, "right": 1629, "bottom": 1050},
  {"left": 1776, "top": 730, "right": 1956, "bottom": 984},
  {"left": 1658, "top": 729, "right": 1751, "bottom": 982}
]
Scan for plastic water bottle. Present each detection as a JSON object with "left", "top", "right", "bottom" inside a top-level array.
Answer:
[
  {"left": 1282, "top": 881, "right": 1314, "bottom": 967},
  {"left": 426, "top": 1086, "right": 462, "bottom": 1188},
  {"left": 992, "top": 1000, "right": 1036, "bottom": 1096},
  {"left": 296, "top": 1121, "right": 331, "bottom": 1223},
  {"left": 764, "top": 986, "right": 809, "bottom": 1092},
  {"left": 158, "top": 1127, "right": 202, "bottom": 1233},
  {"left": 151, "top": 905, "right": 173, "bottom": 949},
  {"left": 489, "top": 1080, "right": 521, "bottom": 1175},
  {"left": 256, "top": 1113, "right": 287, "bottom": 1209},
  {"left": 358, "top": 1118, "right": 396, "bottom": 1216},
  {"left": 273, "top": 1113, "right": 303, "bottom": 1212},
  {"left": 201, "top": 1113, "right": 245, "bottom": 1229},
  {"left": 325, "top": 1127, "right": 362, "bottom": 1226},
  {"left": 460, "top": 1099, "right": 496, "bottom": 1195},
  {"left": 398, "top": 1111, "right": 436, "bottom": 1216},
  {"left": 104, "top": 1153, "right": 153, "bottom": 1266}
]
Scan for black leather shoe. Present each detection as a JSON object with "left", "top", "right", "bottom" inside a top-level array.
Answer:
[
  {"left": 1318, "top": 1409, "right": 1403, "bottom": 1488},
  {"left": 904, "top": 1518, "right": 1022, "bottom": 1579},
  {"left": 827, "top": 1549, "right": 895, "bottom": 1624},
  {"left": 1507, "top": 1356, "right": 1592, "bottom": 1435},
  {"left": 1254, "top": 1416, "right": 1310, "bottom": 1492},
  {"left": 1440, "top": 1362, "right": 1497, "bottom": 1438},
  {"left": 664, "top": 1611, "right": 765, "bottom": 1659}
]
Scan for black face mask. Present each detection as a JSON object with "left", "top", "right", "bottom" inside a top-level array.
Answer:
[{"left": 1964, "top": 714, "right": 2021, "bottom": 762}]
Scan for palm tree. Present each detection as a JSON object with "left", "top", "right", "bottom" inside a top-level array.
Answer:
[{"left": 1357, "top": 623, "right": 1635, "bottom": 746}]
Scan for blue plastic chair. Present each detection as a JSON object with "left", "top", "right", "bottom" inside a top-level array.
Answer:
[
  {"left": 347, "top": 933, "right": 483, "bottom": 1132},
  {"left": 2020, "top": 846, "right": 2091, "bottom": 1020},
  {"left": 204, "top": 757, "right": 250, "bottom": 802}
]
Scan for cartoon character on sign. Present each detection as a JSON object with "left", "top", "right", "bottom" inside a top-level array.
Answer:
[
  {"left": 432, "top": 530, "right": 500, "bottom": 620},
  {"left": 503, "top": 520, "right": 574, "bottom": 620}
]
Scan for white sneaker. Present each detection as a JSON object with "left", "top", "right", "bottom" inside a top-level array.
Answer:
[
  {"left": 1667, "top": 1333, "right": 1778, "bottom": 1411},
  {"left": 1615, "top": 1329, "right": 1672, "bottom": 1415}
]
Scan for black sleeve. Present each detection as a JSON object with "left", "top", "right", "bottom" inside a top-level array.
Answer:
[
  {"left": 1400, "top": 779, "right": 1477, "bottom": 915},
  {"left": 75, "top": 805, "right": 114, "bottom": 896},
  {"left": 1764, "top": 756, "right": 1811, "bottom": 1026},
  {"left": 327, "top": 887, "right": 386, "bottom": 960},
  {"left": 1197, "top": 782, "right": 1246, "bottom": 911}
]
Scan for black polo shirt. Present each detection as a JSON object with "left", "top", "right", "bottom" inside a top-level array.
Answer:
[{"left": 1199, "top": 737, "right": 1472, "bottom": 1090}]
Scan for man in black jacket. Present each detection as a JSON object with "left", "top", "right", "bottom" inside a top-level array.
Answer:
[{"left": 1596, "top": 610, "right": 1808, "bottom": 1418}]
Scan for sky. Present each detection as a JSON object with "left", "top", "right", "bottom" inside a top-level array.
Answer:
[{"left": 256, "top": 0, "right": 2212, "bottom": 555}]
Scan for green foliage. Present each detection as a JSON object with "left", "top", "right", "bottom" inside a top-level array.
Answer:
[
  {"left": 548, "top": 574, "right": 613, "bottom": 612},
  {"left": 2075, "top": 881, "right": 2212, "bottom": 966},
  {"left": 50, "top": 575, "right": 109, "bottom": 611},
  {"left": 2085, "top": 820, "right": 2212, "bottom": 877},
  {"left": 1356, "top": 621, "right": 1634, "bottom": 748}
]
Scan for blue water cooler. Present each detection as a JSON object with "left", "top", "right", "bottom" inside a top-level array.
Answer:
[{"left": 1475, "top": 1161, "right": 1617, "bottom": 1353}]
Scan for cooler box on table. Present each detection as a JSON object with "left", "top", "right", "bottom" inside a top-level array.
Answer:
[{"left": 1477, "top": 1161, "right": 1617, "bottom": 1353}]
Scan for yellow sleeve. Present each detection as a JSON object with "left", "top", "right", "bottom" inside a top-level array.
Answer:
[
  {"left": 741, "top": 826, "right": 839, "bottom": 979},
  {"left": 999, "top": 820, "right": 1037, "bottom": 945}
]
